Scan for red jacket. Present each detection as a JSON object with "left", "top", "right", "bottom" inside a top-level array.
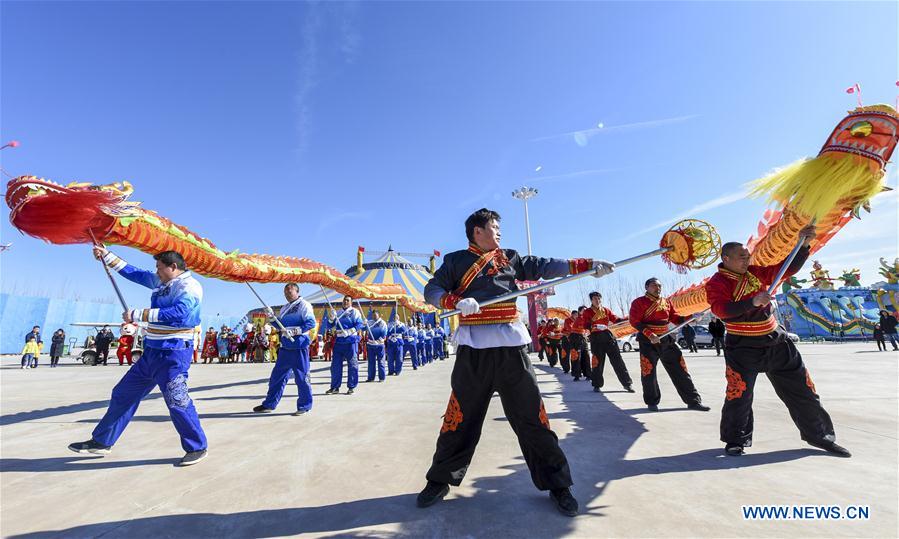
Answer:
[
  {"left": 544, "top": 321, "right": 563, "bottom": 340},
  {"left": 629, "top": 293, "right": 684, "bottom": 340},
  {"left": 579, "top": 306, "right": 622, "bottom": 333},
  {"left": 562, "top": 316, "right": 584, "bottom": 336},
  {"left": 117, "top": 335, "right": 134, "bottom": 350}
]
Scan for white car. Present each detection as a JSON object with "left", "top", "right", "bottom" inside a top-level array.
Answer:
[{"left": 617, "top": 333, "right": 639, "bottom": 353}]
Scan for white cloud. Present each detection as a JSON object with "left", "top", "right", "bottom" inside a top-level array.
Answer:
[
  {"left": 618, "top": 190, "right": 747, "bottom": 242},
  {"left": 532, "top": 115, "right": 697, "bottom": 144}
]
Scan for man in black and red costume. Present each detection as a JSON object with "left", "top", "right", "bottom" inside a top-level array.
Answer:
[
  {"left": 416, "top": 208, "right": 614, "bottom": 516},
  {"left": 705, "top": 226, "right": 850, "bottom": 457},
  {"left": 580, "top": 291, "right": 634, "bottom": 393}
]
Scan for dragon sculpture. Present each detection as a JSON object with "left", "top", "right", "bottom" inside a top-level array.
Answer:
[
  {"left": 5, "top": 178, "right": 434, "bottom": 312},
  {"left": 5, "top": 105, "right": 898, "bottom": 328}
]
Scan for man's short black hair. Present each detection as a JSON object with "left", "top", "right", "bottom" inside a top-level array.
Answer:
[
  {"left": 570, "top": 310, "right": 578, "bottom": 315},
  {"left": 465, "top": 208, "right": 501, "bottom": 242},
  {"left": 645, "top": 277, "right": 660, "bottom": 288},
  {"left": 721, "top": 242, "right": 743, "bottom": 259},
  {"left": 154, "top": 250, "right": 187, "bottom": 270},
  {"left": 285, "top": 283, "right": 300, "bottom": 292},
  {"left": 589, "top": 291, "right": 601, "bottom": 300},
  {"left": 32, "top": 325, "right": 40, "bottom": 330}
]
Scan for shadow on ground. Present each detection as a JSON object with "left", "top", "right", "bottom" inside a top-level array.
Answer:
[{"left": 9, "top": 361, "right": 825, "bottom": 538}]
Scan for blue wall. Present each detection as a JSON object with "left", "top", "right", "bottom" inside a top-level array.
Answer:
[{"left": 0, "top": 293, "right": 243, "bottom": 353}]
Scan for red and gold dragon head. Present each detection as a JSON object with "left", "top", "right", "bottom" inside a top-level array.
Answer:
[
  {"left": 6, "top": 176, "right": 138, "bottom": 244},
  {"left": 819, "top": 105, "right": 899, "bottom": 169}
]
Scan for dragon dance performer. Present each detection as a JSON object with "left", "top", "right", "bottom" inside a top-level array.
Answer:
[
  {"left": 705, "top": 227, "right": 850, "bottom": 457},
  {"left": 629, "top": 278, "right": 709, "bottom": 412},
  {"left": 253, "top": 284, "right": 317, "bottom": 415},
  {"left": 404, "top": 323, "right": 419, "bottom": 370},
  {"left": 561, "top": 311, "right": 581, "bottom": 375},
  {"left": 416, "top": 322, "right": 430, "bottom": 366},
  {"left": 536, "top": 319, "right": 548, "bottom": 361},
  {"left": 364, "top": 311, "right": 388, "bottom": 382},
  {"left": 566, "top": 309, "right": 591, "bottom": 382},
  {"left": 416, "top": 208, "right": 614, "bottom": 517},
  {"left": 542, "top": 319, "right": 563, "bottom": 368},
  {"left": 69, "top": 247, "right": 208, "bottom": 466},
  {"left": 201, "top": 327, "right": 218, "bottom": 364},
  {"left": 386, "top": 313, "right": 406, "bottom": 376},
  {"left": 321, "top": 296, "right": 366, "bottom": 395},
  {"left": 433, "top": 324, "right": 446, "bottom": 360},
  {"left": 579, "top": 292, "right": 634, "bottom": 393}
]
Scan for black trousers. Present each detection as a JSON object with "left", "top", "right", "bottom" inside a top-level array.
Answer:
[
  {"left": 711, "top": 336, "right": 724, "bottom": 356},
  {"left": 684, "top": 337, "right": 698, "bottom": 353},
  {"left": 426, "top": 345, "right": 573, "bottom": 491},
  {"left": 721, "top": 337, "right": 835, "bottom": 447},
  {"left": 589, "top": 331, "right": 632, "bottom": 389},
  {"left": 637, "top": 335, "right": 702, "bottom": 406},
  {"left": 568, "top": 334, "right": 591, "bottom": 379},
  {"left": 875, "top": 337, "right": 886, "bottom": 351},
  {"left": 545, "top": 339, "right": 561, "bottom": 367},
  {"left": 559, "top": 336, "right": 571, "bottom": 373},
  {"left": 537, "top": 338, "right": 546, "bottom": 360}
]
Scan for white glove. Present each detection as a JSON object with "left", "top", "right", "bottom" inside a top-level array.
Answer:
[
  {"left": 264, "top": 307, "right": 275, "bottom": 318},
  {"left": 457, "top": 298, "right": 481, "bottom": 316},
  {"left": 591, "top": 260, "right": 615, "bottom": 278},
  {"left": 282, "top": 327, "right": 300, "bottom": 338}
]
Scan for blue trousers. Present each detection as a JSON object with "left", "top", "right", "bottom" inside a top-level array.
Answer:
[
  {"left": 387, "top": 342, "right": 404, "bottom": 375},
  {"left": 432, "top": 339, "right": 442, "bottom": 359},
  {"left": 262, "top": 347, "right": 312, "bottom": 412},
  {"left": 366, "top": 344, "right": 386, "bottom": 381},
  {"left": 330, "top": 341, "right": 359, "bottom": 390},
  {"left": 405, "top": 341, "right": 419, "bottom": 368},
  {"left": 92, "top": 345, "right": 207, "bottom": 452},
  {"left": 417, "top": 342, "right": 427, "bottom": 365}
]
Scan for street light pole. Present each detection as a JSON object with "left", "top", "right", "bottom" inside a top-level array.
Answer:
[{"left": 512, "top": 186, "right": 538, "bottom": 256}]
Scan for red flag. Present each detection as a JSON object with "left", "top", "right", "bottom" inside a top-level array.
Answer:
[
  {"left": 845, "top": 83, "right": 862, "bottom": 106},
  {"left": 358, "top": 246, "right": 365, "bottom": 253},
  {"left": 845, "top": 84, "right": 858, "bottom": 94},
  {"left": 433, "top": 249, "right": 441, "bottom": 257}
]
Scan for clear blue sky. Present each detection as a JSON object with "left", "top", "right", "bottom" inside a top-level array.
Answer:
[{"left": 2, "top": 1, "right": 897, "bottom": 317}]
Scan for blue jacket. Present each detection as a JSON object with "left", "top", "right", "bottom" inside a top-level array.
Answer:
[
  {"left": 104, "top": 251, "right": 202, "bottom": 349},
  {"left": 366, "top": 319, "right": 388, "bottom": 347},
  {"left": 321, "top": 307, "right": 366, "bottom": 345},
  {"left": 405, "top": 327, "right": 418, "bottom": 343},
  {"left": 387, "top": 322, "right": 406, "bottom": 347},
  {"left": 274, "top": 297, "right": 317, "bottom": 350}
]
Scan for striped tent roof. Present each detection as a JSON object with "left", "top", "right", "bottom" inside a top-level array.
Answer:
[{"left": 304, "top": 248, "right": 433, "bottom": 306}]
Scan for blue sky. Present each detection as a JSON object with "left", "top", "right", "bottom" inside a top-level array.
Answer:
[{"left": 2, "top": 1, "right": 897, "bottom": 318}]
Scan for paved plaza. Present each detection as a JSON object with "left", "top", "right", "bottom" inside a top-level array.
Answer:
[{"left": 1, "top": 343, "right": 896, "bottom": 538}]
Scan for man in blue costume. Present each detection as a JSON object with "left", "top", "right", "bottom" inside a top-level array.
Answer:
[
  {"left": 253, "top": 283, "right": 317, "bottom": 415},
  {"left": 386, "top": 311, "right": 406, "bottom": 376},
  {"left": 69, "top": 246, "right": 208, "bottom": 466},
  {"left": 415, "top": 208, "right": 614, "bottom": 516},
  {"left": 365, "top": 310, "right": 388, "bottom": 382},
  {"left": 404, "top": 322, "right": 419, "bottom": 370},
  {"left": 433, "top": 324, "right": 446, "bottom": 360},
  {"left": 321, "top": 295, "right": 366, "bottom": 395}
]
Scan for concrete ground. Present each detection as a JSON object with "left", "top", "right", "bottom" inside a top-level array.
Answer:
[{"left": 1, "top": 343, "right": 896, "bottom": 538}]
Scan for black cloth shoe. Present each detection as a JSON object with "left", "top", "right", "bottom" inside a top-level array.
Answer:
[
  {"left": 293, "top": 409, "right": 309, "bottom": 416},
  {"left": 624, "top": 385, "right": 635, "bottom": 393},
  {"left": 807, "top": 439, "right": 852, "bottom": 458},
  {"left": 688, "top": 403, "right": 711, "bottom": 411},
  {"left": 416, "top": 481, "right": 449, "bottom": 508},
  {"left": 346, "top": 388, "right": 354, "bottom": 395},
  {"left": 68, "top": 439, "right": 111, "bottom": 455},
  {"left": 647, "top": 404, "right": 659, "bottom": 411},
  {"left": 179, "top": 449, "right": 208, "bottom": 466},
  {"left": 725, "top": 444, "right": 744, "bottom": 456},
  {"left": 253, "top": 405, "right": 274, "bottom": 413},
  {"left": 549, "top": 487, "right": 579, "bottom": 517},
  {"left": 593, "top": 386, "right": 600, "bottom": 393},
  {"left": 572, "top": 376, "right": 580, "bottom": 382},
  {"left": 325, "top": 388, "right": 339, "bottom": 395}
]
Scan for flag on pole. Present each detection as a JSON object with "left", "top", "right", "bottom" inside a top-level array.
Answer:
[{"left": 845, "top": 83, "right": 862, "bottom": 107}]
